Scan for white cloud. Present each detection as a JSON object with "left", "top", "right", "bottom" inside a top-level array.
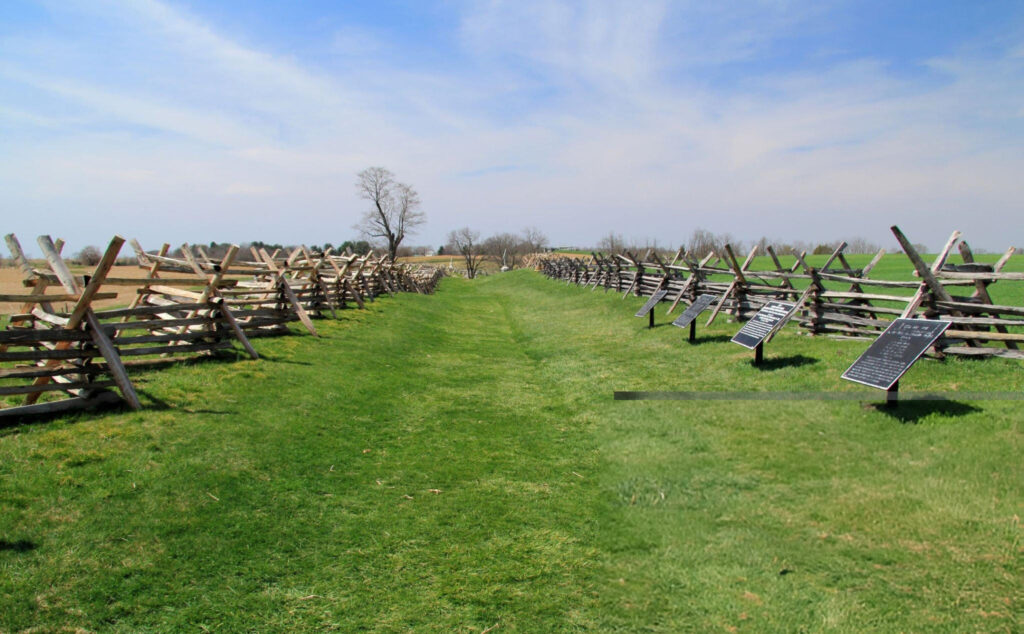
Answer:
[
  {"left": 0, "top": 64, "right": 263, "bottom": 147},
  {"left": 1, "top": 0, "right": 1022, "bottom": 255},
  {"left": 460, "top": 0, "right": 669, "bottom": 88}
]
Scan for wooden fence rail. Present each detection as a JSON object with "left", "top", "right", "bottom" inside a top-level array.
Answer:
[
  {"left": 537, "top": 226, "right": 1022, "bottom": 359},
  {"left": 1, "top": 234, "right": 444, "bottom": 419}
]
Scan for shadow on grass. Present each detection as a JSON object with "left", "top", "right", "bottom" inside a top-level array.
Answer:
[
  {"left": 685, "top": 334, "right": 733, "bottom": 345},
  {"left": 136, "top": 390, "right": 232, "bottom": 415},
  {"left": 0, "top": 539, "right": 37, "bottom": 553},
  {"left": 637, "top": 322, "right": 673, "bottom": 330},
  {"left": 642, "top": 322, "right": 717, "bottom": 332},
  {"left": 137, "top": 351, "right": 246, "bottom": 371},
  {"left": 137, "top": 390, "right": 173, "bottom": 411},
  {"left": 872, "top": 400, "right": 981, "bottom": 423},
  {"left": 0, "top": 392, "right": 127, "bottom": 431},
  {"left": 754, "top": 354, "right": 818, "bottom": 371},
  {"left": 256, "top": 354, "right": 312, "bottom": 366}
]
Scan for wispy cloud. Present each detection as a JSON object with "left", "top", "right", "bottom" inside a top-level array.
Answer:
[
  {"left": 460, "top": 1, "right": 669, "bottom": 87},
  {"left": 0, "top": 64, "right": 262, "bottom": 146},
  {"left": 1, "top": 0, "right": 1022, "bottom": 254}
]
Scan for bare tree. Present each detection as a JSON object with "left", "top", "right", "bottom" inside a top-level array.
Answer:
[
  {"left": 355, "top": 167, "right": 426, "bottom": 261},
  {"left": 597, "top": 232, "right": 627, "bottom": 254},
  {"left": 482, "top": 232, "right": 524, "bottom": 270},
  {"left": 521, "top": 226, "right": 549, "bottom": 253},
  {"left": 774, "top": 240, "right": 813, "bottom": 256},
  {"left": 447, "top": 227, "right": 484, "bottom": 279},
  {"left": 843, "top": 237, "right": 881, "bottom": 254},
  {"left": 686, "top": 228, "right": 743, "bottom": 259},
  {"left": 76, "top": 245, "right": 102, "bottom": 266},
  {"left": 686, "top": 228, "right": 717, "bottom": 258}
]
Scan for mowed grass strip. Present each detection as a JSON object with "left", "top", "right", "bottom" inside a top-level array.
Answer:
[{"left": 0, "top": 271, "right": 1020, "bottom": 631}]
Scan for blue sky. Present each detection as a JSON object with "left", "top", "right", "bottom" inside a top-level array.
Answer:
[{"left": 2, "top": 0, "right": 1023, "bottom": 255}]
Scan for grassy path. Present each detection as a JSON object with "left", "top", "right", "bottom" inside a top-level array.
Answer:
[{"left": 1, "top": 272, "right": 1020, "bottom": 631}]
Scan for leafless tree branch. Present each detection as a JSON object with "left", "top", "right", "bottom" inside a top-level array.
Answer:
[
  {"left": 447, "top": 227, "right": 484, "bottom": 279},
  {"left": 354, "top": 167, "right": 426, "bottom": 260}
]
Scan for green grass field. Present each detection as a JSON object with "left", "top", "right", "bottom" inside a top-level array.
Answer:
[
  {"left": 699, "top": 251, "right": 1024, "bottom": 306},
  {"left": 1, "top": 271, "right": 1021, "bottom": 631}
]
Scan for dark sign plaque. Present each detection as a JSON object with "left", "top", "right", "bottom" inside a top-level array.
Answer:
[
  {"left": 634, "top": 290, "right": 668, "bottom": 317},
  {"left": 842, "top": 318, "right": 950, "bottom": 390},
  {"left": 731, "top": 301, "right": 795, "bottom": 349},
  {"left": 672, "top": 294, "right": 717, "bottom": 329}
]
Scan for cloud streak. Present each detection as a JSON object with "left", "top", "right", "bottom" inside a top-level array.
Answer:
[{"left": 1, "top": 0, "right": 1022, "bottom": 254}]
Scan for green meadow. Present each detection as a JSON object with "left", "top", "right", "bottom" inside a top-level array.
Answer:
[{"left": 1, "top": 271, "right": 1021, "bottom": 631}]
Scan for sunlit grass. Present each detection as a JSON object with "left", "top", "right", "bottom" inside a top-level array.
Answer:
[{"left": 0, "top": 271, "right": 1020, "bottom": 631}]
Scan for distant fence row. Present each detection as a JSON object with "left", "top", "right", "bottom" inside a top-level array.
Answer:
[
  {"left": 1, "top": 234, "right": 443, "bottom": 419},
  {"left": 536, "top": 226, "right": 1023, "bottom": 360}
]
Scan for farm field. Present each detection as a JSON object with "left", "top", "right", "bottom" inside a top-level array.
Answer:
[
  {"left": 1, "top": 271, "right": 1021, "bottom": 631},
  {"left": 0, "top": 265, "right": 161, "bottom": 316},
  {"left": 399, "top": 254, "right": 506, "bottom": 275}
]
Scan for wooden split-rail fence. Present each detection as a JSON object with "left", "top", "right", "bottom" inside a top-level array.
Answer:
[
  {"left": 0, "top": 234, "right": 444, "bottom": 419},
  {"left": 537, "top": 226, "right": 1023, "bottom": 360}
]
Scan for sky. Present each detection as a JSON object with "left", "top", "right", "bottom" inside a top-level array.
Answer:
[{"left": 1, "top": 0, "right": 1023, "bottom": 256}]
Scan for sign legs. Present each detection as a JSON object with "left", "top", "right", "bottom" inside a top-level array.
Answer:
[
  {"left": 754, "top": 342, "right": 764, "bottom": 365},
  {"left": 886, "top": 380, "right": 899, "bottom": 407},
  {"left": 689, "top": 320, "right": 696, "bottom": 343},
  {"left": 649, "top": 310, "right": 655, "bottom": 329}
]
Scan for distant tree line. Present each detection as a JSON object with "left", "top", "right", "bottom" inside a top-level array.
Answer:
[
  {"left": 592, "top": 229, "right": 928, "bottom": 259},
  {"left": 441, "top": 227, "right": 550, "bottom": 279},
  {"left": 68, "top": 245, "right": 135, "bottom": 267},
  {"left": 41, "top": 226, "right": 988, "bottom": 272}
]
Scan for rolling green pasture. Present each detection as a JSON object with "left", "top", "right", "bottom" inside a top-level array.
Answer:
[{"left": 1, "top": 271, "right": 1021, "bottom": 631}]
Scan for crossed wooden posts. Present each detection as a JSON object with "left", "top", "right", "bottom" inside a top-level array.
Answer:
[
  {"left": 538, "top": 226, "right": 1024, "bottom": 359},
  {"left": 2, "top": 235, "right": 444, "bottom": 419}
]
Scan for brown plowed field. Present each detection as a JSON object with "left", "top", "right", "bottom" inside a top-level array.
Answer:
[{"left": 0, "top": 265, "right": 154, "bottom": 315}]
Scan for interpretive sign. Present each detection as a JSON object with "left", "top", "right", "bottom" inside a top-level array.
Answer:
[
  {"left": 634, "top": 290, "right": 668, "bottom": 317},
  {"left": 842, "top": 318, "right": 950, "bottom": 390},
  {"left": 672, "top": 294, "right": 717, "bottom": 329},
  {"left": 731, "top": 301, "right": 795, "bottom": 349}
]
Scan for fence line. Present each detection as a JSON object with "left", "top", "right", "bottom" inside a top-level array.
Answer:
[
  {"left": 1, "top": 234, "right": 444, "bottom": 419},
  {"left": 536, "top": 225, "right": 1022, "bottom": 359}
]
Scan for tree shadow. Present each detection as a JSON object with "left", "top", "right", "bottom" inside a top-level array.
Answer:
[
  {"left": 871, "top": 399, "right": 981, "bottom": 424},
  {"left": 754, "top": 354, "right": 818, "bottom": 371},
  {"left": 0, "top": 539, "right": 37, "bottom": 553}
]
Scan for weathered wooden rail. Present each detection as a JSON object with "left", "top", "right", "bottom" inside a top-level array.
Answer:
[
  {"left": 1, "top": 234, "right": 444, "bottom": 419},
  {"left": 537, "top": 226, "right": 1023, "bottom": 359}
]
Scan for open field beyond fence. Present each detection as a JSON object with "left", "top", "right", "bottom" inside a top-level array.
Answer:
[
  {"left": 1, "top": 271, "right": 1020, "bottom": 631},
  {"left": 0, "top": 266, "right": 153, "bottom": 315}
]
